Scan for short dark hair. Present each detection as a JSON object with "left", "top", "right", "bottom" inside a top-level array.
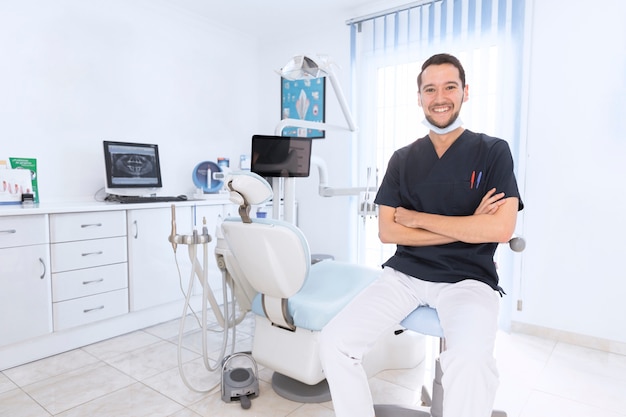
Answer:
[{"left": 417, "top": 53, "right": 466, "bottom": 89}]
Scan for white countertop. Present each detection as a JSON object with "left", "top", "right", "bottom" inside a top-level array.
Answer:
[{"left": 0, "top": 196, "right": 232, "bottom": 216}]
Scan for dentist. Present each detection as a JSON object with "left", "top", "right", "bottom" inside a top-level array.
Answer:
[{"left": 320, "top": 53, "right": 524, "bottom": 417}]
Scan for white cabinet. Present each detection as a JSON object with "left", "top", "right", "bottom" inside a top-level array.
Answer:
[
  {"left": 127, "top": 206, "right": 192, "bottom": 311},
  {"left": 49, "top": 211, "right": 128, "bottom": 331},
  {"left": 0, "top": 200, "right": 230, "bottom": 369},
  {"left": 0, "top": 215, "right": 52, "bottom": 347},
  {"left": 127, "top": 204, "right": 225, "bottom": 312}
]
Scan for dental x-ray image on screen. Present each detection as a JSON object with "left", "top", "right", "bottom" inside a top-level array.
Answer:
[{"left": 111, "top": 152, "right": 157, "bottom": 180}]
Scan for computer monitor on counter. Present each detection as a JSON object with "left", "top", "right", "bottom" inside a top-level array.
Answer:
[{"left": 103, "top": 140, "right": 163, "bottom": 197}]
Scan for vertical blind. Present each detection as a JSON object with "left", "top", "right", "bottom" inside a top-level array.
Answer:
[{"left": 347, "top": 0, "right": 527, "bottom": 267}]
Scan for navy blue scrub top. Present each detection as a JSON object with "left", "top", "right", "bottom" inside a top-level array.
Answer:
[{"left": 374, "top": 130, "right": 524, "bottom": 291}]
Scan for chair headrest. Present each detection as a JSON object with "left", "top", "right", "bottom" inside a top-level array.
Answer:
[{"left": 226, "top": 171, "right": 273, "bottom": 207}]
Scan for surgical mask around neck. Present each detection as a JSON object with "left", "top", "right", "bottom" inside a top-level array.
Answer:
[{"left": 422, "top": 117, "right": 464, "bottom": 135}]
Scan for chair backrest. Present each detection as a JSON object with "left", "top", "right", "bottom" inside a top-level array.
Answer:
[
  {"left": 219, "top": 172, "right": 311, "bottom": 329},
  {"left": 221, "top": 217, "right": 310, "bottom": 299}
]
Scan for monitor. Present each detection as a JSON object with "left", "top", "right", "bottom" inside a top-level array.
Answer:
[
  {"left": 251, "top": 135, "right": 312, "bottom": 178},
  {"left": 103, "top": 140, "right": 163, "bottom": 197}
]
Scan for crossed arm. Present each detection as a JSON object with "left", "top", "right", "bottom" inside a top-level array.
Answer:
[{"left": 378, "top": 188, "right": 519, "bottom": 246}]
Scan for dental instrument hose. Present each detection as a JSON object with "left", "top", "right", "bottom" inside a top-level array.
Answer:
[{"left": 171, "top": 218, "right": 237, "bottom": 394}]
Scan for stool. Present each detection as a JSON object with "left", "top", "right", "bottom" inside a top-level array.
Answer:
[{"left": 374, "top": 306, "right": 507, "bottom": 417}]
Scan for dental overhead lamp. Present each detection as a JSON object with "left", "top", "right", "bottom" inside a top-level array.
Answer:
[{"left": 274, "top": 55, "right": 376, "bottom": 224}]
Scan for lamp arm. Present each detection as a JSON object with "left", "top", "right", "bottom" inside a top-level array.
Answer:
[{"left": 326, "top": 70, "right": 357, "bottom": 132}]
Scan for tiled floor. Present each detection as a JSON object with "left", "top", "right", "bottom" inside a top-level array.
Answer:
[{"left": 2, "top": 312, "right": 625, "bottom": 417}]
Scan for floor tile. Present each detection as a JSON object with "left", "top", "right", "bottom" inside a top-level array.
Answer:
[
  {"left": 286, "top": 403, "right": 335, "bottom": 417},
  {"left": 548, "top": 341, "right": 626, "bottom": 382},
  {"left": 21, "top": 362, "right": 136, "bottom": 415},
  {"left": 494, "top": 331, "right": 556, "bottom": 417},
  {"left": 54, "top": 382, "right": 184, "bottom": 417},
  {"left": 143, "top": 315, "right": 202, "bottom": 341},
  {"left": 535, "top": 343, "right": 626, "bottom": 415},
  {"left": 168, "top": 408, "right": 203, "bottom": 417},
  {"left": 169, "top": 326, "right": 253, "bottom": 360},
  {"left": 520, "top": 390, "right": 625, "bottom": 417},
  {"left": 3, "top": 349, "right": 100, "bottom": 387},
  {"left": 0, "top": 388, "right": 51, "bottom": 417},
  {"left": 0, "top": 371, "right": 17, "bottom": 394},
  {"left": 82, "top": 330, "right": 163, "bottom": 361},
  {"left": 104, "top": 340, "right": 198, "bottom": 381},
  {"left": 141, "top": 357, "right": 220, "bottom": 406}
]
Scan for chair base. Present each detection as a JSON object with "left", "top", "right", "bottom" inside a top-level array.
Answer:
[{"left": 271, "top": 372, "right": 331, "bottom": 403}]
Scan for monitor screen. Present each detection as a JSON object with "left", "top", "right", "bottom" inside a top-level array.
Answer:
[
  {"left": 251, "top": 135, "right": 312, "bottom": 178},
  {"left": 103, "top": 141, "right": 163, "bottom": 196}
]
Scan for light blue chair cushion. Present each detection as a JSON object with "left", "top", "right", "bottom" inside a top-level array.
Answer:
[
  {"left": 251, "top": 260, "right": 381, "bottom": 331},
  {"left": 401, "top": 306, "right": 444, "bottom": 338}
]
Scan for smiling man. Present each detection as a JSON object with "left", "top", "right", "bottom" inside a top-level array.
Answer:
[{"left": 319, "top": 53, "right": 524, "bottom": 417}]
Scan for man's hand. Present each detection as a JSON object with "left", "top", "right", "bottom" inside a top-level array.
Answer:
[
  {"left": 394, "top": 206, "right": 419, "bottom": 228},
  {"left": 474, "top": 188, "right": 506, "bottom": 215}
]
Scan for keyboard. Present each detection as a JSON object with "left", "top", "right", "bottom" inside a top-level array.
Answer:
[{"left": 108, "top": 195, "right": 188, "bottom": 204}]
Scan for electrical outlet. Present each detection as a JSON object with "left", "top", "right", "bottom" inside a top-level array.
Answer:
[{"left": 516, "top": 299, "right": 523, "bottom": 311}]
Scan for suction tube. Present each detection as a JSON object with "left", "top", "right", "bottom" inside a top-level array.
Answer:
[{"left": 169, "top": 206, "right": 241, "bottom": 393}]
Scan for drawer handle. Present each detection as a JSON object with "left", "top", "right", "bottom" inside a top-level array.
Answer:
[
  {"left": 81, "top": 251, "right": 104, "bottom": 257},
  {"left": 0, "top": 229, "right": 17, "bottom": 235},
  {"left": 39, "top": 258, "right": 47, "bottom": 279},
  {"left": 82, "top": 278, "right": 104, "bottom": 285},
  {"left": 81, "top": 223, "right": 103, "bottom": 228},
  {"left": 84, "top": 305, "right": 105, "bottom": 313}
]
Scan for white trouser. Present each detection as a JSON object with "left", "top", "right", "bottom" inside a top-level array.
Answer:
[{"left": 319, "top": 267, "right": 500, "bottom": 417}]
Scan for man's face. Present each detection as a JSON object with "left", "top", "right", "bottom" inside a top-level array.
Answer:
[{"left": 418, "top": 63, "right": 469, "bottom": 129}]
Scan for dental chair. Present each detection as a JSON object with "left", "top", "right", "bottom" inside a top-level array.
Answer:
[{"left": 215, "top": 172, "right": 422, "bottom": 403}]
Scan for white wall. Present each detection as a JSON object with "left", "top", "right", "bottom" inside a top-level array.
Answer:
[
  {"left": 0, "top": 0, "right": 259, "bottom": 202},
  {"left": 511, "top": 0, "right": 626, "bottom": 343},
  {"left": 0, "top": 0, "right": 356, "bottom": 261}
]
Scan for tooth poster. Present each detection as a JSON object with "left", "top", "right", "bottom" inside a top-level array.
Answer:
[{"left": 281, "top": 77, "right": 326, "bottom": 138}]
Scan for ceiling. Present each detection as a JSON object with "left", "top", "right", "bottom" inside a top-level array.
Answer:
[{"left": 163, "top": 0, "right": 407, "bottom": 37}]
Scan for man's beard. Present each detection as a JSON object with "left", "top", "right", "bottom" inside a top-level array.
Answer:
[{"left": 425, "top": 109, "right": 461, "bottom": 129}]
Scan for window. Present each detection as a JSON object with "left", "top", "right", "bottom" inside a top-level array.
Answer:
[{"left": 348, "top": 0, "right": 527, "bottom": 267}]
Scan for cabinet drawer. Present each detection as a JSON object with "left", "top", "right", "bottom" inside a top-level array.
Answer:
[
  {"left": 0, "top": 215, "right": 48, "bottom": 248},
  {"left": 53, "top": 288, "right": 129, "bottom": 331},
  {"left": 52, "top": 263, "right": 128, "bottom": 302},
  {"left": 50, "top": 211, "right": 126, "bottom": 243},
  {"left": 51, "top": 236, "right": 127, "bottom": 272}
]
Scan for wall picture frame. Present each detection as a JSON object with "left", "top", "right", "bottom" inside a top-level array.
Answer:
[{"left": 280, "top": 77, "right": 326, "bottom": 138}]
